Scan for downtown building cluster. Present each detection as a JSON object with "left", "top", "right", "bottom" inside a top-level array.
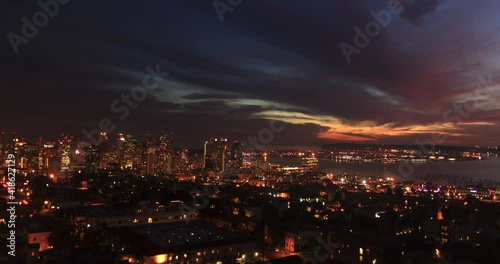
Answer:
[
  {"left": 0, "top": 131, "right": 246, "bottom": 180},
  {"left": 1, "top": 131, "right": 184, "bottom": 178},
  {"left": 203, "top": 138, "right": 243, "bottom": 173}
]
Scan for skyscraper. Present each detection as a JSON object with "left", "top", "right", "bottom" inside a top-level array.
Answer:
[
  {"left": 155, "top": 131, "right": 173, "bottom": 175},
  {"left": 145, "top": 145, "right": 156, "bottom": 175},
  {"left": 123, "top": 134, "right": 138, "bottom": 170},
  {"left": 117, "top": 132, "right": 125, "bottom": 168},
  {"left": 39, "top": 141, "right": 56, "bottom": 176},
  {"left": 20, "top": 143, "right": 39, "bottom": 171},
  {"left": 85, "top": 144, "right": 100, "bottom": 174},
  {"left": 98, "top": 132, "right": 110, "bottom": 169},
  {"left": 157, "top": 131, "right": 173, "bottom": 151},
  {"left": 228, "top": 140, "right": 243, "bottom": 170},
  {"left": 58, "top": 133, "right": 73, "bottom": 173},
  {"left": 11, "top": 132, "right": 18, "bottom": 155},
  {"left": 174, "top": 148, "right": 190, "bottom": 173},
  {"left": 203, "top": 138, "right": 227, "bottom": 172}
]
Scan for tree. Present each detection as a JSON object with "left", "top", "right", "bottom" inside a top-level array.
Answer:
[
  {"left": 260, "top": 204, "right": 285, "bottom": 245},
  {"left": 31, "top": 176, "right": 52, "bottom": 206},
  {"left": 48, "top": 222, "right": 78, "bottom": 249},
  {"left": 385, "top": 207, "right": 398, "bottom": 224},
  {"left": 394, "top": 187, "right": 404, "bottom": 197}
]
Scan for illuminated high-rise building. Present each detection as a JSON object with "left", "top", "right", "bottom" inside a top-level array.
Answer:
[
  {"left": 99, "top": 132, "right": 109, "bottom": 146},
  {"left": 228, "top": 140, "right": 243, "bottom": 169},
  {"left": 141, "top": 139, "right": 155, "bottom": 176},
  {"left": 155, "top": 152, "right": 172, "bottom": 175},
  {"left": 123, "top": 134, "right": 138, "bottom": 170},
  {"left": 11, "top": 132, "right": 18, "bottom": 156},
  {"left": 158, "top": 131, "right": 173, "bottom": 151},
  {"left": 155, "top": 131, "right": 173, "bottom": 175},
  {"left": 203, "top": 139, "right": 214, "bottom": 171},
  {"left": 98, "top": 132, "right": 110, "bottom": 169},
  {"left": 15, "top": 140, "right": 27, "bottom": 169},
  {"left": 39, "top": 141, "right": 56, "bottom": 176},
  {"left": 141, "top": 132, "right": 153, "bottom": 170},
  {"left": 203, "top": 138, "right": 227, "bottom": 172},
  {"left": 11, "top": 134, "right": 26, "bottom": 168},
  {"left": 145, "top": 146, "right": 156, "bottom": 175},
  {"left": 85, "top": 144, "right": 100, "bottom": 173},
  {"left": 174, "top": 148, "right": 190, "bottom": 172},
  {"left": 58, "top": 133, "right": 73, "bottom": 173},
  {"left": 21, "top": 143, "right": 39, "bottom": 171},
  {"left": 117, "top": 132, "right": 125, "bottom": 168}
]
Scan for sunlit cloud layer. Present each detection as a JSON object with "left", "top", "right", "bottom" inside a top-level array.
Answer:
[{"left": 252, "top": 110, "right": 495, "bottom": 142}]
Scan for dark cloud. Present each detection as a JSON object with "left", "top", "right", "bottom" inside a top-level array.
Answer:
[
  {"left": 400, "top": 0, "right": 440, "bottom": 25},
  {"left": 1, "top": 0, "right": 499, "bottom": 147}
]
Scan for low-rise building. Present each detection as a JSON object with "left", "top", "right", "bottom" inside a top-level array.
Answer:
[
  {"left": 284, "top": 224, "right": 321, "bottom": 253},
  {"left": 90, "top": 201, "right": 197, "bottom": 228},
  {"left": 119, "top": 220, "right": 258, "bottom": 264}
]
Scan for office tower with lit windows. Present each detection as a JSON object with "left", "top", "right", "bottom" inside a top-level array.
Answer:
[
  {"left": 174, "top": 148, "right": 190, "bottom": 172},
  {"left": 11, "top": 132, "right": 18, "bottom": 156},
  {"left": 58, "top": 133, "right": 73, "bottom": 173},
  {"left": 36, "top": 136, "right": 43, "bottom": 173},
  {"left": 12, "top": 133, "right": 25, "bottom": 168},
  {"left": 155, "top": 151, "right": 172, "bottom": 175},
  {"left": 203, "top": 138, "right": 214, "bottom": 171},
  {"left": 16, "top": 140, "right": 28, "bottom": 169},
  {"left": 21, "top": 143, "right": 39, "bottom": 171},
  {"left": 144, "top": 142, "right": 156, "bottom": 176},
  {"left": 139, "top": 137, "right": 153, "bottom": 175},
  {"left": 228, "top": 140, "right": 243, "bottom": 169},
  {"left": 98, "top": 132, "right": 111, "bottom": 169},
  {"left": 85, "top": 144, "right": 100, "bottom": 173},
  {"left": 114, "top": 133, "right": 142, "bottom": 170},
  {"left": 123, "top": 134, "right": 139, "bottom": 170},
  {"left": 71, "top": 140, "right": 88, "bottom": 172},
  {"left": 203, "top": 138, "right": 227, "bottom": 172},
  {"left": 117, "top": 132, "right": 125, "bottom": 168},
  {"left": 98, "top": 131, "right": 109, "bottom": 148},
  {"left": 39, "top": 141, "right": 56, "bottom": 176},
  {"left": 158, "top": 131, "right": 173, "bottom": 151},
  {"left": 155, "top": 131, "right": 173, "bottom": 175}
]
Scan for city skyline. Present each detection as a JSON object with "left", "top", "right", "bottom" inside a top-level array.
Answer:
[
  {"left": 1, "top": 130, "right": 500, "bottom": 151},
  {"left": 2, "top": 1, "right": 500, "bottom": 147},
  {"left": 2, "top": 1, "right": 500, "bottom": 263}
]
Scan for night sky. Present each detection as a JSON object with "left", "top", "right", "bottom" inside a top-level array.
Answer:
[{"left": 1, "top": 0, "right": 500, "bottom": 148}]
